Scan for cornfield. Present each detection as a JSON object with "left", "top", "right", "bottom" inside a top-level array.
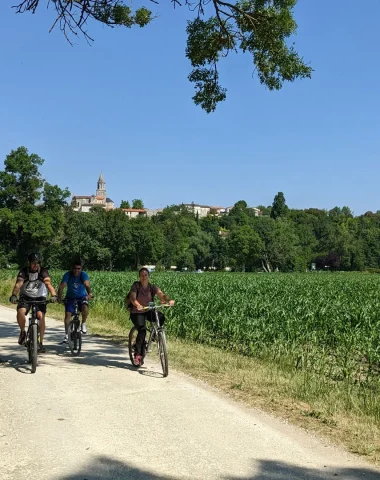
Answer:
[{"left": 1, "top": 269, "right": 380, "bottom": 396}]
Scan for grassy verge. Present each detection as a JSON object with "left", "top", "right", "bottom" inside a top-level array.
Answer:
[
  {"left": 168, "top": 340, "right": 380, "bottom": 465},
  {"left": 1, "top": 280, "right": 379, "bottom": 466}
]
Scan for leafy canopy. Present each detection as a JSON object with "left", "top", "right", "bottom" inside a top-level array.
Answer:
[{"left": 13, "top": 0, "right": 312, "bottom": 112}]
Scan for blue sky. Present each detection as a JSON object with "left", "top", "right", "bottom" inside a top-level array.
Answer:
[{"left": 0, "top": 1, "right": 379, "bottom": 215}]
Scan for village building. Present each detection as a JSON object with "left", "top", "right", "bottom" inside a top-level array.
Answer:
[
  {"left": 71, "top": 176, "right": 261, "bottom": 217},
  {"left": 72, "top": 173, "right": 115, "bottom": 212}
]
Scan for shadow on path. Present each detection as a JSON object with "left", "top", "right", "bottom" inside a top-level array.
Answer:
[
  {"left": 0, "top": 320, "right": 159, "bottom": 375},
  {"left": 57, "top": 455, "right": 380, "bottom": 480}
]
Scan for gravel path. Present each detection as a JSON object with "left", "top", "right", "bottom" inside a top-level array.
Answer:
[{"left": 1, "top": 305, "right": 379, "bottom": 480}]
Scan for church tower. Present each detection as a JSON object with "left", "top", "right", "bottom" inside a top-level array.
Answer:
[{"left": 96, "top": 172, "right": 106, "bottom": 199}]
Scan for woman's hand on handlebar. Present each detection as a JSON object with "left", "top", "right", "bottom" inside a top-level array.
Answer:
[{"left": 162, "top": 300, "right": 175, "bottom": 306}]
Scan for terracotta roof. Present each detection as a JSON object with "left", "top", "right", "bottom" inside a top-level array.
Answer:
[
  {"left": 73, "top": 195, "right": 91, "bottom": 199},
  {"left": 96, "top": 196, "right": 105, "bottom": 200}
]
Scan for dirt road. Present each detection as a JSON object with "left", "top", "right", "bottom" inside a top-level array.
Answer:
[{"left": 0, "top": 305, "right": 379, "bottom": 480}]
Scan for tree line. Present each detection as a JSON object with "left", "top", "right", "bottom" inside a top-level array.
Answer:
[{"left": 1, "top": 147, "right": 379, "bottom": 272}]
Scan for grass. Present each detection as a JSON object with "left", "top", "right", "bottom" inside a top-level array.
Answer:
[
  {"left": 1, "top": 275, "right": 379, "bottom": 466},
  {"left": 167, "top": 340, "right": 380, "bottom": 465}
]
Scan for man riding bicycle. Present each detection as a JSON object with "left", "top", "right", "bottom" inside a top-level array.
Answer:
[
  {"left": 57, "top": 260, "right": 93, "bottom": 343},
  {"left": 9, "top": 252, "right": 57, "bottom": 353},
  {"left": 127, "top": 267, "right": 175, "bottom": 366}
]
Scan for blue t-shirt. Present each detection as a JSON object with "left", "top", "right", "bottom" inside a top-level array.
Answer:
[{"left": 62, "top": 271, "right": 89, "bottom": 299}]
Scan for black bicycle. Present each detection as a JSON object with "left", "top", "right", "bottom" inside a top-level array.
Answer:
[
  {"left": 24, "top": 299, "right": 52, "bottom": 373},
  {"left": 128, "top": 303, "right": 172, "bottom": 377},
  {"left": 67, "top": 299, "right": 83, "bottom": 356}
]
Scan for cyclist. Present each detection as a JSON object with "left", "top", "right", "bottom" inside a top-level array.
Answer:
[
  {"left": 9, "top": 252, "right": 57, "bottom": 353},
  {"left": 126, "top": 267, "right": 175, "bottom": 365},
  {"left": 57, "top": 260, "right": 93, "bottom": 343}
]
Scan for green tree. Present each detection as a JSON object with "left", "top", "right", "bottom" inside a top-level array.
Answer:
[
  {"left": 188, "top": 231, "right": 214, "bottom": 270},
  {"left": 104, "top": 209, "right": 132, "bottom": 270},
  {"left": 226, "top": 225, "right": 263, "bottom": 271},
  {"left": 289, "top": 209, "right": 319, "bottom": 268},
  {"left": 120, "top": 200, "right": 130, "bottom": 209},
  {"left": 0, "top": 146, "right": 70, "bottom": 265},
  {"left": 0, "top": 146, "right": 43, "bottom": 209},
  {"left": 256, "top": 204, "right": 271, "bottom": 216},
  {"left": 176, "top": 250, "right": 196, "bottom": 272},
  {"left": 254, "top": 216, "right": 298, "bottom": 271},
  {"left": 132, "top": 199, "right": 144, "bottom": 209},
  {"left": 129, "top": 217, "right": 164, "bottom": 269},
  {"left": 226, "top": 200, "right": 252, "bottom": 228},
  {"left": 14, "top": 0, "right": 311, "bottom": 113},
  {"left": 60, "top": 209, "right": 111, "bottom": 270},
  {"left": 358, "top": 214, "right": 380, "bottom": 269},
  {"left": 270, "top": 192, "right": 288, "bottom": 220}
]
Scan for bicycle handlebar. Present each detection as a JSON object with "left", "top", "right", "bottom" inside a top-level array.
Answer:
[
  {"left": 61, "top": 297, "right": 92, "bottom": 301},
  {"left": 140, "top": 303, "right": 173, "bottom": 311},
  {"left": 21, "top": 299, "right": 53, "bottom": 305}
]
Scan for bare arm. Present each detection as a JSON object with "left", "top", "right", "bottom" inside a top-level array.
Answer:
[
  {"left": 156, "top": 288, "right": 175, "bottom": 306},
  {"left": 57, "top": 281, "right": 67, "bottom": 300},
  {"left": 128, "top": 291, "right": 143, "bottom": 311},
  {"left": 11, "top": 278, "right": 24, "bottom": 297},
  {"left": 83, "top": 279, "right": 93, "bottom": 298},
  {"left": 43, "top": 277, "right": 56, "bottom": 297}
]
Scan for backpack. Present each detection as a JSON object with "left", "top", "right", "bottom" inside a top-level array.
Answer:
[{"left": 126, "top": 281, "right": 156, "bottom": 312}]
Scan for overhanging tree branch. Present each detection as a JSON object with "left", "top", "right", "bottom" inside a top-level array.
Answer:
[{"left": 11, "top": 0, "right": 312, "bottom": 112}]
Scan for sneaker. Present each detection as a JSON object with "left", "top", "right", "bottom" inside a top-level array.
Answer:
[
  {"left": 81, "top": 323, "right": 87, "bottom": 334},
  {"left": 38, "top": 343, "right": 46, "bottom": 353},
  {"left": 18, "top": 330, "right": 26, "bottom": 345},
  {"left": 61, "top": 335, "right": 68, "bottom": 344},
  {"left": 134, "top": 353, "right": 143, "bottom": 366}
]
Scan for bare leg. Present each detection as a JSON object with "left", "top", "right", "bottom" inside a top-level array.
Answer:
[
  {"left": 81, "top": 305, "right": 88, "bottom": 324},
  {"left": 17, "top": 308, "right": 27, "bottom": 331},
  {"left": 38, "top": 312, "right": 45, "bottom": 343},
  {"left": 64, "top": 312, "right": 72, "bottom": 334}
]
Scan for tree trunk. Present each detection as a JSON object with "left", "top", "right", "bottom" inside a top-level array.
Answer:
[{"left": 261, "top": 256, "right": 272, "bottom": 273}]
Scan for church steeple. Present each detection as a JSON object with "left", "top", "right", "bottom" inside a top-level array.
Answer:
[{"left": 96, "top": 172, "right": 106, "bottom": 198}]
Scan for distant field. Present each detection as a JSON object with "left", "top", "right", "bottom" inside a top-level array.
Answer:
[{"left": 1, "top": 270, "right": 379, "bottom": 409}]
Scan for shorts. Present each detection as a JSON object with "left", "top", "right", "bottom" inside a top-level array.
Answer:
[
  {"left": 65, "top": 297, "right": 88, "bottom": 314},
  {"left": 17, "top": 296, "right": 47, "bottom": 315}
]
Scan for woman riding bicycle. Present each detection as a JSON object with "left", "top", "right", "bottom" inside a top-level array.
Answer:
[{"left": 127, "top": 268, "right": 175, "bottom": 366}]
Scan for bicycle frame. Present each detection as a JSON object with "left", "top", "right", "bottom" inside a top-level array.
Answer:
[
  {"left": 145, "top": 303, "right": 165, "bottom": 353},
  {"left": 25, "top": 299, "right": 51, "bottom": 343},
  {"left": 26, "top": 304, "right": 40, "bottom": 346},
  {"left": 22, "top": 299, "right": 51, "bottom": 373},
  {"left": 63, "top": 298, "right": 84, "bottom": 328},
  {"left": 71, "top": 301, "right": 81, "bottom": 325}
]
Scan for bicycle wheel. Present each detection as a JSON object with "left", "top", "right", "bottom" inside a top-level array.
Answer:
[
  {"left": 68, "top": 319, "right": 82, "bottom": 356},
  {"left": 128, "top": 327, "right": 141, "bottom": 367},
  {"left": 157, "top": 330, "right": 169, "bottom": 377},
  {"left": 29, "top": 324, "right": 38, "bottom": 373}
]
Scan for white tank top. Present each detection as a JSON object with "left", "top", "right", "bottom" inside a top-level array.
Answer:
[{"left": 20, "top": 271, "right": 48, "bottom": 298}]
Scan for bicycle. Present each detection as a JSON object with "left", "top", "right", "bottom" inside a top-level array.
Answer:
[
  {"left": 128, "top": 303, "right": 172, "bottom": 377},
  {"left": 22, "top": 299, "right": 52, "bottom": 374},
  {"left": 65, "top": 298, "right": 85, "bottom": 356}
]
